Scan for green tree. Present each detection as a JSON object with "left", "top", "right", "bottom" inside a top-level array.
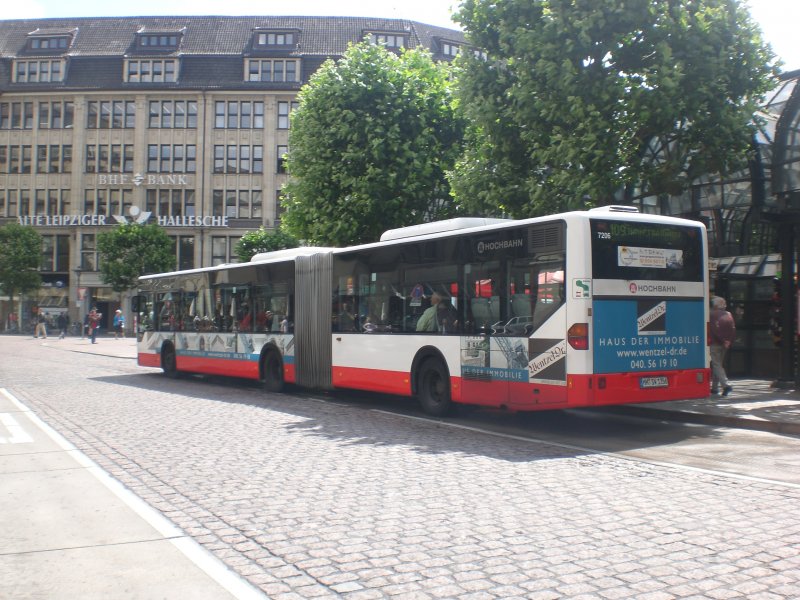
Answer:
[
  {"left": 453, "top": 0, "right": 779, "bottom": 216},
  {"left": 0, "top": 223, "right": 42, "bottom": 327},
  {"left": 97, "top": 223, "right": 175, "bottom": 296},
  {"left": 281, "top": 42, "right": 465, "bottom": 246},
  {"left": 235, "top": 227, "right": 299, "bottom": 262}
]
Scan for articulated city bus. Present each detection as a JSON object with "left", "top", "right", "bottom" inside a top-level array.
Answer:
[{"left": 135, "top": 206, "right": 710, "bottom": 415}]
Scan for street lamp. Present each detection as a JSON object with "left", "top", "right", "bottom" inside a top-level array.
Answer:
[{"left": 73, "top": 267, "right": 83, "bottom": 338}]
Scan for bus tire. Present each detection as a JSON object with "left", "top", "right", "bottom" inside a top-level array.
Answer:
[
  {"left": 161, "top": 344, "right": 179, "bottom": 378},
  {"left": 263, "top": 350, "right": 284, "bottom": 393},
  {"left": 417, "top": 358, "right": 452, "bottom": 417}
]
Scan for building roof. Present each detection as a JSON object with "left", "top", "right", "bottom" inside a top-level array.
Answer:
[
  {"left": 0, "top": 15, "right": 464, "bottom": 58},
  {"left": 0, "top": 15, "right": 466, "bottom": 92}
]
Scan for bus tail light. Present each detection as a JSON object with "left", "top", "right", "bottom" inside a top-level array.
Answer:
[{"left": 568, "top": 323, "right": 589, "bottom": 350}]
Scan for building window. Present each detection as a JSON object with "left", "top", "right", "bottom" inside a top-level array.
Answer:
[
  {"left": 212, "top": 190, "right": 262, "bottom": 219},
  {"left": 80, "top": 233, "right": 97, "bottom": 271},
  {"left": 255, "top": 31, "right": 295, "bottom": 46},
  {"left": 147, "top": 144, "right": 196, "bottom": 173},
  {"left": 87, "top": 101, "right": 136, "bottom": 129},
  {"left": 211, "top": 236, "right": 239, "bottom": 266},
  {"left": 368, "top": 33, "right": 406, "bottom": 49},
  {"left": 246, "top": 59, "right": 299, "bottom": 82},
  {"left": 41, "top": 234, "right": 70, "bottom": 272},
  {"left": 169, "top": 235, "right": 195, "bottom": 270},
  {"left": 83, "top": 189, "right": 133, "bottom": 217},
  {"left": 85, "top": 144, "right": 134, "bottom": 173},
  {"left": 214, "top": 101, "right": 264, "bottom": 129},
  {"left": 38, "top": 101, "right": 74, "bottom": 129},
  {"left": 0, "top": 102, "right": 34, "bottom": 129},
  {"left": 0, "top": 145, "right": 33, "bottom": 174},
  {"left": 14, "top": 59, "right": 65, "bottom": 83},
  {"left": 277, "top": 100, "right": 299, "bottom": 129},
  {"left": 275, "top": 190, "right": 285, "bottom": 225},
  {"left": 148, "top": 100, "right": 197, "bottom": 128},
  {"left": 277, "top": 145, "right": 288, "bottom": 174},
  {"left": 36, "top": 145, "right": 72, "bottom": 174},
  {"left": 146, "top": 189, "right": 196, "bottom": 217},
  {"left": 32, "top": 189, "right": 71, "bottom": 216},
  {"left": 441, "top": 42, "right": 460, "bottom": 57},
  {"left": 126, "top": 59, "right": 178, "bottom": 83},
  {"left": 213, "top": 145, "right": 263, "bottom": 174}
]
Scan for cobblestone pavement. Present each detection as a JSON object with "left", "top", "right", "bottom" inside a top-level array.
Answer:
[{"left": 3, "top": 337, "right": 800, "bottom": 599}]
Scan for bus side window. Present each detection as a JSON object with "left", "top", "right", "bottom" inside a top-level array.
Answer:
[{"left": 465, "top": 262, "right": 501, "bottom": 333}]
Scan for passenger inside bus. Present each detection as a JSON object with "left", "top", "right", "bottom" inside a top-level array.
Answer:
[{"left": 338, "top": 302, "right": 357, "bottom": 331}]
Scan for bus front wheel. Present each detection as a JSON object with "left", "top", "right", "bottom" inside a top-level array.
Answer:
[
  {"left": 417, "top": 358, "right": 452, "bottom": 417},
  {"left": 263, "top": 351, "right": 284, "bottom": 393}
]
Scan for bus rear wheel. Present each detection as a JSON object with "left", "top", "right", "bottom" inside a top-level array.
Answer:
[
  {"left": 161, "top": 345, "right": 178, "bottom": 378},
  {"left": 263, "top": 351, "right": 284, "bottom": 393},
  {"left": 417, "top": 358, "right": 452, "bottom": 417}
]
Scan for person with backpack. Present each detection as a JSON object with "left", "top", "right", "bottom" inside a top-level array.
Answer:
[
  {"left": 88, "top": 307, "right": 103, "bottom": 344},
  {"left": 113, "top": 309, "right": 126, "bottom": 339}
]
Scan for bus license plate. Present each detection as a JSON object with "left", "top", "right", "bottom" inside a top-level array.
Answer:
[{"left": 640, "top": 376, "right": 668, "bottom": 389}]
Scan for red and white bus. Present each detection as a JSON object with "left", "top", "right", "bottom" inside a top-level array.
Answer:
[{"left": 135, "top": 206, "right": 710, "bottom": 415}]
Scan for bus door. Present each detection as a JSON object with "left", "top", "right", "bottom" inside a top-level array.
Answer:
[
  {"left": 511, "top": 256, "right": 568, "bottom": 407},
  {"left": 461, "top": 260, "right": 509, "bottom": 406},
  {"left": 461, "top": 255, "right": 567, "bottom": 408}
]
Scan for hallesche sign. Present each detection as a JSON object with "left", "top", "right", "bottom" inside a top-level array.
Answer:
[{"left": 17, "top": 213, "right": 229, "bottom": 227}]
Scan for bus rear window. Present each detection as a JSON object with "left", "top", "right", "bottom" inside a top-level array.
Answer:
[{"left": 591, "top": 219, "right": 703, "bottom": 282}]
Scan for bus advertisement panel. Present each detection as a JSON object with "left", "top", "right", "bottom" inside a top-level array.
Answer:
[{"left": 589, "top": 217, "right": 708, "bottom": 400}]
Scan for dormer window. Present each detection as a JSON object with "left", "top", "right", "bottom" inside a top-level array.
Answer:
[
  {"left": 254, "top": 31, "right": 296, "bottom": 47},
  {"left": 140, "top": 34, "right": 179, "bottom": 48},
  {"left": 14, "top": 59, "right": 65, "bottom": 83},
  {"left": 368, "top": 32, "right": 407, "bottom": 49},
  {"left": 125, "top": 59, "right": 179, "bottom": 83},
  {"left": 25, "top": 28, "right": 75, "bottom": 54},
  {"left": 134, "top": 28, "right": 183, "bottom": 51},
  {"left": 30, "top": 37, "right": 69, "bottom": 50},
  {"left": 441, "top": 42, "right": 460, "bottom": 58}
]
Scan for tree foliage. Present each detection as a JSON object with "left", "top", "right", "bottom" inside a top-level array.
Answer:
[
  {"left": 235, "top": 227, "right": 299, "bottom": 262},
  {"left": 0, "top": 223, "right": 42, "bottom": 318},
  {"left": 453, "top": 0, "right": 780, "bottom": 216},
  {"left": 97, "top": 223, "right": 175, "bottom": 293},
  {"left": 281, "top": 42, "right": 465, "bottom": 246}
]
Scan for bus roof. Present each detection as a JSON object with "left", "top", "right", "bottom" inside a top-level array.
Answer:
[
  {"left": 250, "top": 246, "right": 335, "bottom": 262},
  {"left": 379, "top": 218, "right": 511, "bottom": 242},
  {"left": 139, "top": 208, "right": 705, "bottom": 282}
]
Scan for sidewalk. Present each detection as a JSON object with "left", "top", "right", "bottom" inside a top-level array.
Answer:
[
  {"left": 0, "top": 335, "right": 266, "bottom": 600},
  {"left": 608, "top": 379, "right": 800, "bottom": 436}
]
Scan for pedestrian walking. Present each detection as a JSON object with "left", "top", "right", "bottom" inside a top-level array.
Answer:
[
  {"left": 113, "top": 309, "right": 126, "bottom": 339},
  {"left": 88, "top": 307, "right": 102, "bottom": 344},
  {"left": 710, "top": 296, "right": 736, "bottom": 396},
  {"left": 57, "top": 312, "right": 69, "bottom": 339},
  {"left": 34, "top": 308, "right": 48, "bottom": 339}
]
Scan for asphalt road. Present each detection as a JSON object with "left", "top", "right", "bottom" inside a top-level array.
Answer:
[{"left": 2, "top": 336, "right": 799, "bottom": 599}]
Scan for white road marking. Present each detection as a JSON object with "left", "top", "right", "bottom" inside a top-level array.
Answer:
[{"left": 0, "top": 412, "right": 34, "bottom": 444}]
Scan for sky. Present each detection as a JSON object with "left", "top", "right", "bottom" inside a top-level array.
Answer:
[{"left": 3, "top": 0, "right": 798, "bottom": 71}]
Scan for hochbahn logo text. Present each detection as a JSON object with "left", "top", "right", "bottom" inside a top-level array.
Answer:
[
  {"left": 477, "top": 238, "right": 524, "bottom": 254},
  {"left": 629, "top": 282, "right": 678, "bottom": 294}
]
